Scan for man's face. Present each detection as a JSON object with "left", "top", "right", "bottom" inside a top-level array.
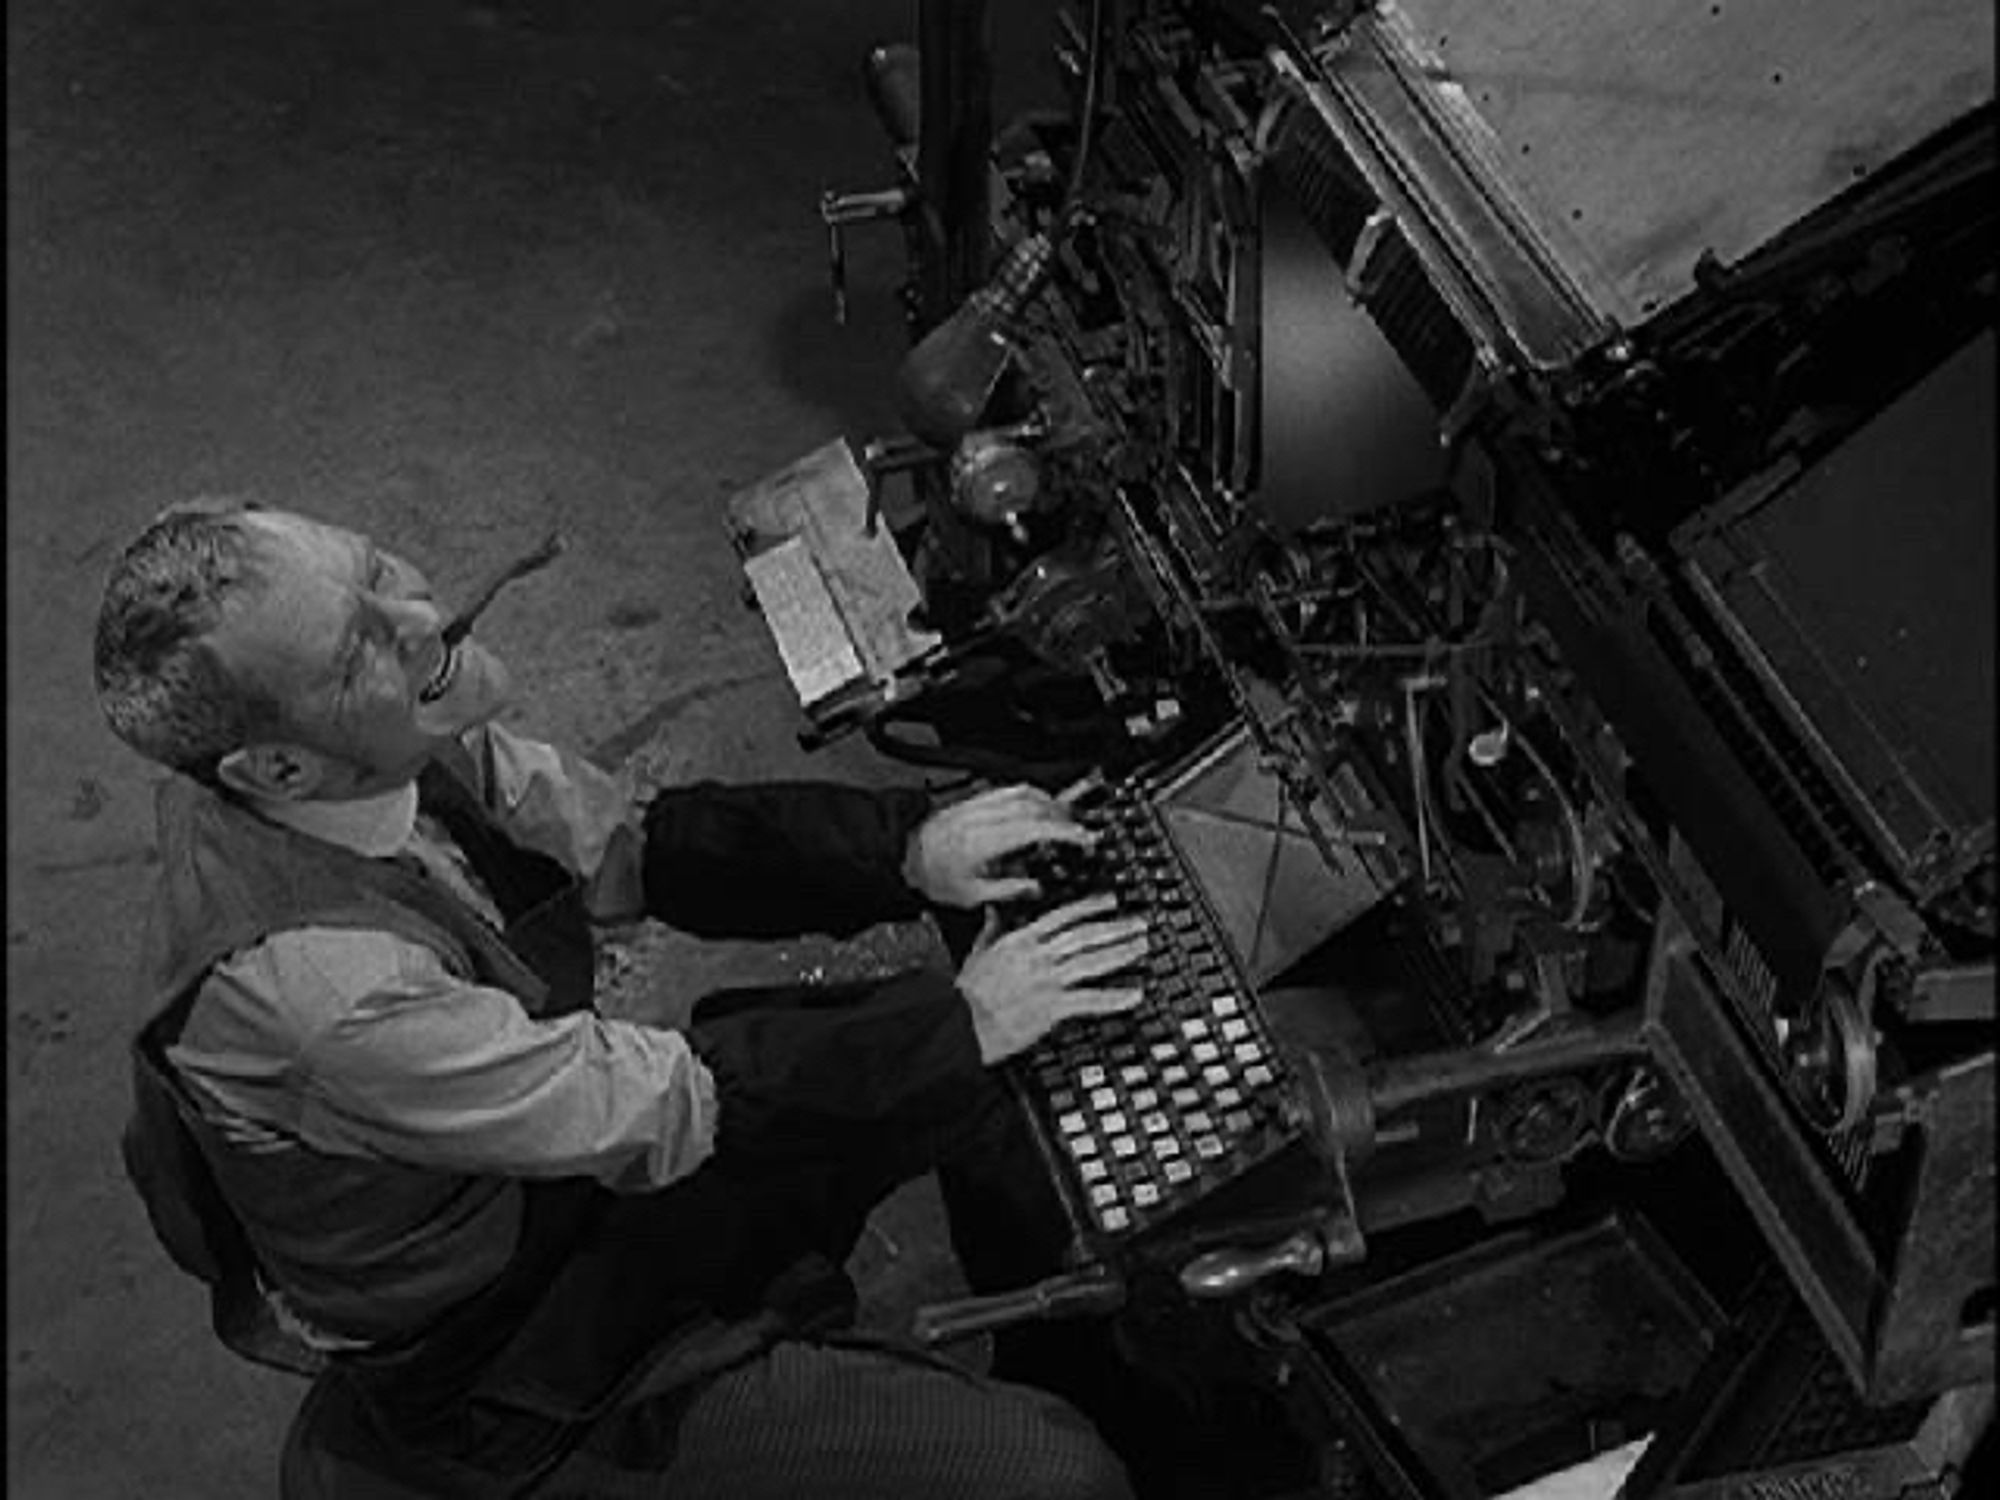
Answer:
[{"left": 207, "top": 510, "right": 513, "bottom": 796}]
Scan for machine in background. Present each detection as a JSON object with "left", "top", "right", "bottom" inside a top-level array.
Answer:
[{"left": 731, "top": 2, "right": 1996, "bottom": 1494}]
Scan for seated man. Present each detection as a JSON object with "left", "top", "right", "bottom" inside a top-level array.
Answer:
[{"left": 95, "top": 499, "right": 1150, "bottom": 1499}]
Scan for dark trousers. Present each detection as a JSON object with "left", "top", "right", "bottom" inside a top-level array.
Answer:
[
  {"left": 536, "top": 1335, "right": 1130, "bottom": 1500},
  {"left": 285, "top": 997, "right": 1124, "bottom": 1498},
  {"left": 497, "top": 1055, "right": 1079, "bottom": 1428}
]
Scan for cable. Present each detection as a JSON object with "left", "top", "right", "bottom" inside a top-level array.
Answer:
[
  {"left": 1506, "top": 714, "right": 1596, "bottom": 930},
  {"left": 1061, "top": 0, "right": 1110, "bottom": 218}
]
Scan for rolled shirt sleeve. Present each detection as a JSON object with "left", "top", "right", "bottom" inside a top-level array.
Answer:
[{"left": 177, "top": 927, "right": 718, "bottom": 1193}]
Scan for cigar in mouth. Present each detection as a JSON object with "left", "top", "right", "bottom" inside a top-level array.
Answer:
[{"left": 441, "top": 529, "right": 566, "bottom": 647}]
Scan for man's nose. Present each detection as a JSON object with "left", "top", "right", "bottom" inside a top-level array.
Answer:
[{"left": 376, "top": 593, "right": 443, "bottom": 646}]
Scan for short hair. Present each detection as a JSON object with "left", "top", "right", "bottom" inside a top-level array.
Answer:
[{"left": 93, "top": 499, "right": 287, "bottom": 783}]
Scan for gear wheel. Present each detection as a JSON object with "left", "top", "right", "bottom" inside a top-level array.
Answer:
[{"left": 1778, "top": 977, "right": 1877, "bottom": 1134}]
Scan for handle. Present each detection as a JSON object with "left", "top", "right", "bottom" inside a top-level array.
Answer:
[
  {"left": 819, "top": 186, "right": 914, "bottom": 325},
  {"left": 1179, "top": 1229, "right": 1328, "bottom": 1299},
  {"left": 912, "top": 1266, "right": 1124, "bottom": 1346},
  {"left": 821, "top": 186, "right": 914, "bottom": 228}
]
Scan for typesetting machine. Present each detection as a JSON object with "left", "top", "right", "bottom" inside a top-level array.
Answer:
[{"left": 728, "top": 2, "right": 1996, "bottom": 1495}]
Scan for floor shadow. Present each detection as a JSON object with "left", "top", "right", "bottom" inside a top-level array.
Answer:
[{"left": 760, "top": 273, "right": 910, "bottom": 444}]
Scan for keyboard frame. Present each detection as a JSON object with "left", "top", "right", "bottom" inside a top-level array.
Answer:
[{"left": 1002, "top": 743, "right": 1308, "bottom": 1257}]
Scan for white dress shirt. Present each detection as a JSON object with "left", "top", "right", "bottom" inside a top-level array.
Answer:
[{"left": 169, "top": 723, "right": 719, "bottom": 1198}]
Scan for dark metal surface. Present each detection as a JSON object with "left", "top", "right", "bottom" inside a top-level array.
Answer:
[
  {"left": 1676, "top": 330, "right": 1997, "bottom": 902},
  {"left": 1640, "top": 919, "right": 1885, "bottom": 1393},
  {"left": 1281, "top": 15, "right": 1614, "bottom": 373},
  {"left": 1296, "top": 1211, "right": 1724, "bottom": 1497},
  {"left": 1867, "top": 1052, "right": 1997, "bottom": 1404},
  {"left": 1384, "top": 0, "right": 1995, "bottom": 324},
  {"left": 1501, "top": 447, "right": 1844, "bottom": 1007},
  {"left": 1261, "top": 1298, "right": 1472, "bottom": 1500},
  {"left": 1257, "top": 171, "right": 1448, "bottom": 527},
  {"left": 1626, "top": 1271, "right": 1994, "bottom": 1500},
  {"left": 1907, "top": 961, "right": 1997, "bottom": 1024}
]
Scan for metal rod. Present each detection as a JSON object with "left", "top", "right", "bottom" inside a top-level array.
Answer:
[{"left": 1367, "top": 1013, "right": 1647, "bottom": 1116}]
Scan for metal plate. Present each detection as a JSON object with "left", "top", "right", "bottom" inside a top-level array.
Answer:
[
  {"left": 1679, "top": 331, "right": 1996, "bottom": 896},
  {"left": 1379, "top": 0, "right": 1996, "bottom": 322},
  {"left": 1258, "top": 172, "right": 1450, "bottom": 525},
  {"left": 1155, "top": 721, "right": 1404, "bottom": 985},
  {"left": 1301, "top": 1211, "right": 1723, "bottom": 1496}
]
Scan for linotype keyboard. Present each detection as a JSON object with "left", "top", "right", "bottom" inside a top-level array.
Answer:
[{"left": 1004, "top": 776, "right": 1299, "bottom": 1243}]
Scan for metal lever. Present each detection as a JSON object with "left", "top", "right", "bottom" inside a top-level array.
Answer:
[
  {"left": 859, "top": 432, "right": 939, "bottom": 477},
  {"left": 912, "top": 1265, "right": 1124, "bottom": 1347},
  {"left": 1179, "top": 1226, "right": 1350, "bottom": 1299},
  {"left": 819, "top": 186, "right": 913, "bottom": 324}
]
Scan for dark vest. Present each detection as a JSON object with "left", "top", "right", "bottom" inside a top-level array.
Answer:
[{"left": 123, "top": 747, "right": 597, "bottom": 1364}]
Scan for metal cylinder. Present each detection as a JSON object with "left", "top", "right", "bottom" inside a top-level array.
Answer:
[
  {"left": 865, "top": 43, "right": 922, "bottom": 148},
  {"left": 1366, "top": 1017, "right": 1648, "bottom": 1117},
  {"left": 911, "top": 1264, "right": 1123, "bottom": 1345}
]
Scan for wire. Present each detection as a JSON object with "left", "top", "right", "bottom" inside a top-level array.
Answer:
[
  {"left": 1296, "top": 636, "right": 1501, "bottom": 661},
  {"left": 1507, "top": 715, "right": 1596, "bottom": 930},
  {"left": 1061, "top": 0, "right": 1110, "bottom": 217}
]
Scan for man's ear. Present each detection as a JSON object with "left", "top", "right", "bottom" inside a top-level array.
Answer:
[{"left": 215, "top": 742, "right": 329, "bottom": 802}]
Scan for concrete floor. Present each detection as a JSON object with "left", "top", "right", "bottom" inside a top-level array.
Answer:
[{"left": 7, "top": 3, "right": 1059, "bottom": 1493}]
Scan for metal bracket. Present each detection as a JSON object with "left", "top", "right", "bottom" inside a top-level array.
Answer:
[
  {"left": 819, "top": 184, "right": 913, "bottom": 324},
  {"left": 1849, "top": 879, "right": 1931, "bottom": 958},
  {"left": 1904, "top": 961, "right": 1996, "bottom": 1025}
]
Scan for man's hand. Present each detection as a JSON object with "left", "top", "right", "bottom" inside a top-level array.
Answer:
[
  {"left": 956, "top": 894, "right": 1149, "bottom": 1064},
  {"left": 902, "top": 783, "right": 1095, "bottom": 909}
]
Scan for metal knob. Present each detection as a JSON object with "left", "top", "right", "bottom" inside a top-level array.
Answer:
[{"left": 1179, "top": 1229, "right": 1328, "bottom": 1299}]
